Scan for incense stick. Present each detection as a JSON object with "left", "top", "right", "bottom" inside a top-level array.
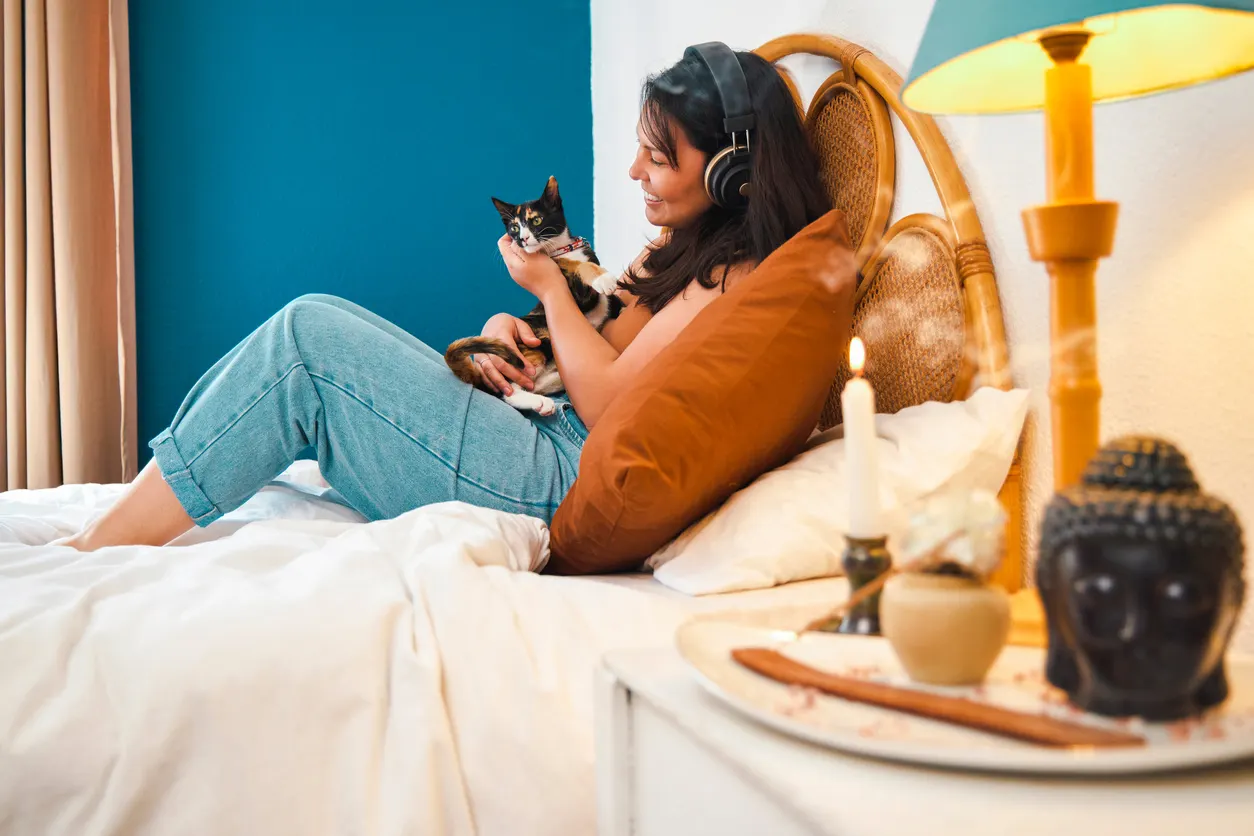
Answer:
[{"left": 732, "top": 647, "right": 1145, "bottom": 748}]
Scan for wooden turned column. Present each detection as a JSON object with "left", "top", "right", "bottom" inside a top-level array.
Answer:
[{"left": 1021, "top": 31, "right": 1118, "bottom": 489}]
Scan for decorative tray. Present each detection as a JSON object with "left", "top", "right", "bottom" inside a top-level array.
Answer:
[{"left": 676, "top": 620, "right": 1254, "bottom": 775}]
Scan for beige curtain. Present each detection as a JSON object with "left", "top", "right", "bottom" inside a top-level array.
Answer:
[{"left": 0, "top": 0, "right": 137, "bottom": 491}]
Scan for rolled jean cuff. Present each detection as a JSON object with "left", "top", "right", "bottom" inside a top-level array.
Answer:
[{"left": 149, "top": 429, "right": 224, "bottom": 527}]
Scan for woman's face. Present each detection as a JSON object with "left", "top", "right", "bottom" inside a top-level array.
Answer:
[{"left": 628, "top": 115, "right": 713, "bottom": 229}]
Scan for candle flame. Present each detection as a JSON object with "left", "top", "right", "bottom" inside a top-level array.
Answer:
[{"left": 849, "top": 337, "right": 866, "bottom": 375}]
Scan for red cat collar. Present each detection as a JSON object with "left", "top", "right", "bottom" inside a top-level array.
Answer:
[{"left": 544, "top": 237, "right": 589, "bottom": 258}]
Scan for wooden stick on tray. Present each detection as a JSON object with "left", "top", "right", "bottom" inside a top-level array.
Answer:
[{"left": 732, "top": 647, "right": 1145, "bottom": 749}]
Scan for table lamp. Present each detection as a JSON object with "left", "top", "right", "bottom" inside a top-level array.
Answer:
[{"left": 903, "top": 1, "right": 1254, "bottom": 489}]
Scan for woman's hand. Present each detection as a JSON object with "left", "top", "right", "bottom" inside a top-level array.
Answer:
[
  {"left": 497, "top": 234, "right": 567, "bottom": 301},
  {"left": 476, "top": 313, "right": 541, "bottom": 396}
]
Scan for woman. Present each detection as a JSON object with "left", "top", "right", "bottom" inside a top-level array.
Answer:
[{"left": 65, "top": 46, "right": 836, "bottom": 552}]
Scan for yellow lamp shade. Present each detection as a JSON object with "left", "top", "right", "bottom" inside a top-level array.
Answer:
[{"left": 904, "top": 1, "right": 1254, "bottom": 114}]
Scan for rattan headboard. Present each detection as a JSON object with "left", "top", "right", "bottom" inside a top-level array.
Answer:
[{"left": 755, "top": 34, "right": 1023, "bottom": 590}]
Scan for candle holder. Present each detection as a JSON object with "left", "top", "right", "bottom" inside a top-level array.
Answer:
[{"left": 837, "top": 534, "right": 892, "bottom": 635}]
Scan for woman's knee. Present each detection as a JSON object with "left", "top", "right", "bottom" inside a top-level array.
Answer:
[
  {"left": 283, "top": 293, "right": 378, "bottom": 329},
  {"left": 273, "top": 297, "right": 350, "bottom": 360},
  {"left": 276, "top": 296, "right": 393, "bottom": 375},
  {"left": 291, "top": 292, "right": 349, "bottom": 309},
  {"left": 278, "top": 296, "right": 338, "bottom": 329},
  {"left": 276, "top": 294, "right": 366, "bottom": 338}
]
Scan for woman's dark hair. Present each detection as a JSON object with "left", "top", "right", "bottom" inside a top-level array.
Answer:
[{"left": 621, "top": 49, "right": 831, "bottom": 313}]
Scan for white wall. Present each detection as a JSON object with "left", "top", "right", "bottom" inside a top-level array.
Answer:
[{"left": 592, "top": 0, "right": 1254, "bottom": 651}]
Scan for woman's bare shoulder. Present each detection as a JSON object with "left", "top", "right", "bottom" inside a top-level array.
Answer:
[
  {"left": 601, "top": 239, "right": 665, "bottom": 351},
  {"left": 627, "top": 235, "right": 666, "bottom": 274},
  {"left": 612, "top": 237, "right": 664, "bottom": 303},
  {"left": 676, "top": 260, "right": 755, "bottom": 303},
  {"left": 721, "top": 260, "right": 756, "bottom": 286},
  {"left": 608, "top": 258, "right": 758, "bottom": 377}
]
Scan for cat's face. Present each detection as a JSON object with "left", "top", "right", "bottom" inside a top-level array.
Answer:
[{"left": 492, "top": 176, "right": 567, "bottom": 254}]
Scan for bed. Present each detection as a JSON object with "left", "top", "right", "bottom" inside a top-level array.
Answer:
[
  {"left": 0, "top": 34, "right": 1021, "bottom": 836},
  {"left": 0, "top": 463, "right": 849, "bottom": 835}
]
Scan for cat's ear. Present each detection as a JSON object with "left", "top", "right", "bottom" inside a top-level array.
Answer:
[
  {"left": 491, "top": 197, "right": 515, "bottom": 221},
  {"left": 541, "top": 176, "right": 562, "bottom": 209}
]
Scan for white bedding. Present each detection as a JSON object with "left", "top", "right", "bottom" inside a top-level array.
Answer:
[{"left": 0, "top": 463, "right": 843, "bottom": 836}]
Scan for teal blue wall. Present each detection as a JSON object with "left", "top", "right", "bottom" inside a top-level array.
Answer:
[{"left": 129, "top": 1, "right": 593, "bottom": 460}]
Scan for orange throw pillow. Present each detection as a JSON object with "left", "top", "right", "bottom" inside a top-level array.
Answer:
[{"left": 547, "top": 209, "right": 857, "bottom": 574}]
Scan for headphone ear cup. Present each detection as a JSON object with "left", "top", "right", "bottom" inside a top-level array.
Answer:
[{"left": 704, "top": 146, "right": 752, "bottom": 209}]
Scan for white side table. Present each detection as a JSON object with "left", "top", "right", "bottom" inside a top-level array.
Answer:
[{"left": 595, "top": 646, "right": 1254, "bottom": 836}]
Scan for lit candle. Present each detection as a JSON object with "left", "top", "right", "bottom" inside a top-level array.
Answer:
[{"left": 842, "top": 337, "right": 881, "bottom": 538}]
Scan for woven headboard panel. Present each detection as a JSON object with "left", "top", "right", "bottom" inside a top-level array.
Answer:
[
  {"left": 756, "top": 34, "right": 1011, "bottom": 430},
  {"left": 757, "top": 35, "right": 1024, "bottom": 593}
]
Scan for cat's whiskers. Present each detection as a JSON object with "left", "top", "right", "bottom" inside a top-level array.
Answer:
[{"left": 539, "top": 230, "right": 580, "bottom": 258}]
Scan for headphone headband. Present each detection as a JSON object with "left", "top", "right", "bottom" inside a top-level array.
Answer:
[
  {"left": 684, "top": 42, "right": 756, "bottom": 135},
  {"left": 683, "top": 41, "right": 755, "bottom": 208}
]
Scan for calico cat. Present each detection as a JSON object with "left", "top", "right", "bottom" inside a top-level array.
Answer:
[{"left": 445, "top": 176, "right": 622, "bottom": 415}]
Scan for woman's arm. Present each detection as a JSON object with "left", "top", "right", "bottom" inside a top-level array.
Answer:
[
  {"left": 474, "top": 312, "right": 542, "bottom": 396},
  {"left": 597, "top": 246, "right": 655, "bottom": 354},
  {"left": 498, "top": 234, "right": 752, "bottom": 427},
  {"left": 539, "top": 266, "right": 752, "bottom": 426},
  {"left": 597, "top": 290, "right": 652, "bottom": 354}
]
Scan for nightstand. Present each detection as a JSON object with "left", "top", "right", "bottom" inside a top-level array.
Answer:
[{"left": 595, "top": 646, "right": 1254, "bottom": 836}]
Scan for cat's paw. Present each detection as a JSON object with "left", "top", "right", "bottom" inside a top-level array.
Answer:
[
  {"left": 504, "top": 389, "right": 558, "bottom": 417},
  {"left": 561, "top": 259, "right": 618, "bottom": 295},
  {"left": 589, "top": 267, "right": 621, "bottom": 296},
  {"left": 594, "top": 277, "right": 621, "bottom": 296}
]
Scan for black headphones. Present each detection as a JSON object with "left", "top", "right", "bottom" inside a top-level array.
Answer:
[{"left": 684, "top": 42, "right": 755, "bottom": 209}]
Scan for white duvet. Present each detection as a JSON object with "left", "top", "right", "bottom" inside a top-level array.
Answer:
[{"left": 0, "top": 464, "right": 693, "bottom": 836}]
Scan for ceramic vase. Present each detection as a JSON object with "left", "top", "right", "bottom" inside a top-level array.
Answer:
[{"left": 880, "top": 573, "right": 1010, "bottom": 686}]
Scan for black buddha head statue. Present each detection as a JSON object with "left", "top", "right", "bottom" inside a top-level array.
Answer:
[{"left": 1036, "top": 436, "right": 1245, "bottom": 721}]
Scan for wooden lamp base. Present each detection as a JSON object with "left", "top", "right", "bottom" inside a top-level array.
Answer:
[
  {"left": 1022, "top": 31, "right": 1118, "bottom": 491},
  {"left": 1010, "top": 31, "right": 1120, "bottom": 646}
]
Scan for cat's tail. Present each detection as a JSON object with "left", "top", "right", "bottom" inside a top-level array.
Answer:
[{"left": 444, "top": 337, "right": 524, "bottom": 386}]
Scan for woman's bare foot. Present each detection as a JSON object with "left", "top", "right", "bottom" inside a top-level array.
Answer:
[{"left": 63, "top": 460, "right": 196, "bottom": 551}]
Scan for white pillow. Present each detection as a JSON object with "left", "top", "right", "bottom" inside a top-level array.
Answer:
[{"left": 647, "top": 387, "right": 1030, "bottom": 595}]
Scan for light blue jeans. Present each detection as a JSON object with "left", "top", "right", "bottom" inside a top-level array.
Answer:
[{"left": 149, "top": 294, "right": 588, "bottom": 526}]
